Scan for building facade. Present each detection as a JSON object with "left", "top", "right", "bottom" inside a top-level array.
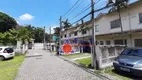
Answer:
[
  {"left": 60, "top": 1, "right": 142, "bottom": 69},
  {"left": 95, "top": 1, "right": 142, "bottom": 68},
  {"left": 61, "top": 21, "right": 92, "bottom": 53}
]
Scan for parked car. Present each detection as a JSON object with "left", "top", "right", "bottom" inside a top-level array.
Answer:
[
  {"left": 113, "top": 47, "right": 142, "bottom": 77},
  {"left": 0, "top": 47, "right": 15, "bottom": 61}
]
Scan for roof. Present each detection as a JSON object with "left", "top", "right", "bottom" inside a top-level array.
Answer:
[
  {"left": 95, "top": 13, "right": 106, "bottom": 20},
  {"left": 95, "top": 0, "right": 142, "bottom": 21}
]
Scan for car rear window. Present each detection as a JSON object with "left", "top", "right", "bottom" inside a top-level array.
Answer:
[{"left": 5, "top": 48, "right": 14, "bottom": 53}]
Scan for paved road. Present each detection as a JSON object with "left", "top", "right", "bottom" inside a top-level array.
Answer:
[{"left": 15, "top": 50, "right": 104, "bottom": 80}]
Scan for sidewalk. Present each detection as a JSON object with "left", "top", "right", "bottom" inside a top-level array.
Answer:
[{"left": 15, "top": 50, "right": 106, "bottom": 80}]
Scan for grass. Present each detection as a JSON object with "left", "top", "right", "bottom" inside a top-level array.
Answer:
[
  {"left": 0, "top": 55, "right": 25, "bottom": 80},
  {"left": 52, "top": 51, "right": 56, "bottom": 54},
  {"left": 75, "top": 58, "right": 91, "bottom": 67},
  {"left": 62, "top": 53, "right": 91, "bottom": 59},
  {"left": 104, "top": 67, "right": 132, "bottom": 80}
]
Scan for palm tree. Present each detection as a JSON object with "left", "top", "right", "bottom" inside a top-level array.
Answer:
[
  {"left": 62, "top": 19, "right": 72, "bottom": 38},
  {"left": 106, "top": 0, "right": 129, "bottom": 45}
]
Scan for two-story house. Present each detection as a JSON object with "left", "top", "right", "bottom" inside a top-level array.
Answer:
[
  {"left": 60, "top": 0, "right": 142, "bottom": 69},
  {"left": 61, "top": 21, "right": 92, "bottom": 53},
  {"left": 95, "top": 0, "right": 142, "bottom": 68}
]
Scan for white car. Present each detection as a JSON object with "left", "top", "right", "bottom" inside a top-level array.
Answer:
[{"left": 0, "top": 47, "right": 15, "bottom": 61}]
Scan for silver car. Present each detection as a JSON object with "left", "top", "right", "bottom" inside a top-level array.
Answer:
[{"left": 113, "top": 48, "right": 142, "bottom": 77}]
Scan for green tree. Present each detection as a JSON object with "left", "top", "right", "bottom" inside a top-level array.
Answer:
[
  {"left": 16, "top": 27, "right": 32, "bottom": 44},
  {"left": 0, "top": 12, "right": 17, "bottom": 32},
  {"left": 106, "top": 0, "right": 129, "bottom": 45},
  {"left": 0, "top": 29, "right": 17, "bottom": 45},
  {"left": 62, "top": 19, "right": 72, "bottom": 37},
  {"left": 34, "top": 27, "right": 44, "bottom": 42}
]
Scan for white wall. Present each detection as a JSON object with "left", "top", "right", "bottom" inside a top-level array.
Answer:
[
  {"left": 95, "top": 1, "right": 142, "bottom": 35},
  {"left": 61, "top": 24, "right": 92, "bottom": 40}
]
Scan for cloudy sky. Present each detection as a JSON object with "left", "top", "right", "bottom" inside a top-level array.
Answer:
[{"left": 0, "top": 0, "right": 137, "bottom": 33}]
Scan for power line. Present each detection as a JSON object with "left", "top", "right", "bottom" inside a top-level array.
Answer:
[
  {"left": 68, "top": 3, "right": 91, "bottom": 19},
  {"left": 62, "top": 0, "right": 81, "bottom": 18},
  {"left": 69, "top": 0, "right": 101, "bottom": 21},
  {"left": 71, "top": 5, "right": 112, "bottom": 25},
  {"left": 63, "top": 0, "right": 85, "bottom": 20},
  {"left": 71, "top": 12, "right": 91, "bottom": 25}
]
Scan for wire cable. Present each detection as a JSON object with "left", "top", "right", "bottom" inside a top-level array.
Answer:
[
  {"left": 63, "top": 0, "right": 85, "bottom": 20},
  {"left": 69, "top": 0, "right": 100, "bottom": 21},
  {"left": 62, "top": 0, "right": 81, "bottom": 18},
  {"left": 71, "top": 4, "right": 112, "bottom": 25}
]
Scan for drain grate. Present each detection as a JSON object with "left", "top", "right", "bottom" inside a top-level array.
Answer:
[
  {"left": 25, "top": 55, "right": 42, "bottom": 58},
  {"left": 35, "top": 57, "right": 42, "bottom": 59}
]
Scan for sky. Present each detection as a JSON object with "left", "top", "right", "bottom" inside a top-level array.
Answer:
[{"left": 0, "top": 0, "right": 137, "bottom": 33}]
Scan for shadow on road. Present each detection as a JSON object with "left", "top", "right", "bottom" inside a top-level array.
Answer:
[{"left": 112, "top": 69, "right": 142, "bottom": 80}]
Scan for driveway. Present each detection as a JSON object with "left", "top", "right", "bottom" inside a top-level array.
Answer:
[{"left": 15, "top": 49, "right": 105, "bottom": 80}]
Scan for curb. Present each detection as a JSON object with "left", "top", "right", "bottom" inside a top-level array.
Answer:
[{"left": 57, "top": 56, "right": 113, "bottom": 80}]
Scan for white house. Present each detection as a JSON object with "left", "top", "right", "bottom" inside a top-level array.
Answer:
[
  {"left": 61, "top": 21, "right": 92, "bottom": 53},
  {"left": 94, "top": 0, "right": 142, "bottom": 68},
  {"left": 60, "top": 0, "right": 142, "bottom": 69}
]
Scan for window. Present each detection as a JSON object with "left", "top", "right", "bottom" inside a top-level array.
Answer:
[
  {"left": 4, "top": 48, "right": 14, "bottom": 53},
  {"left": 134, "top": 39, "right": 142, "bottom": 47},
  {"left": 69, "top": 33, "right": 71, "bottom": 37},
  {"left": 82, "top": 31, "right": 87, "bottom": 34},
  {"left": 64, "top": 34, "right": 66, "bottom": 38},
  {"left": 100, "top": 41, "right": 104, "bottom": 45},
  {"left": 114, "top": 39, "right": 127, "bottom": 45},
  {"left": 96, "top": 41, "right": 99, "bottom": 45},
  {"left": 95, "top": 25, "right": 99, "bottom": 32},
  {"left": 74, "top": 32, "right": 78, "bottom": 36},
  {"left": 106, "top": 41, "right": 111, "bottom": 45},
  {"left": 139, "top": 13, "right": 142, "bottom": 23},
  {"left": 110, "top": 19, "right": 121, "bottom": 29}
]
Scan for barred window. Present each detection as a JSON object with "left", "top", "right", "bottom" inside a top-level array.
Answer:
[
  {"left": 69, "top": 33, "right": 71, "bottom": 37},
  {"left": 106, "top": 41, "right": 111, "bottom": 45},
  {"left": 139, "top": 13, "right": 142, "bottom": 23},
  {"left": 74, "top": 32, "right": 78, "bottom": 36},
  {"left": 64, "top": 34, "right": 66, "bottom": 38},
  {"left": 82, "top": 30, "right": 87, "bottom": 34},
  {"left": 110, "top": 19, "right": 121, "bottom": 29},
  {"left": 114, "top": 39, "right": 127, "bottom": 45},
  {"left": 100, "top": 41, "right": 104, "bottom": 45}
]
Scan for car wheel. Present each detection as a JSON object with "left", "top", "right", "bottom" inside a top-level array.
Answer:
[{"left": 0, "top": 56, "right": 5, "bottom": 61}]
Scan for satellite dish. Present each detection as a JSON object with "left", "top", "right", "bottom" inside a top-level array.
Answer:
[{"left": 112, "top": 0, "right": 116, "bottom": 3}]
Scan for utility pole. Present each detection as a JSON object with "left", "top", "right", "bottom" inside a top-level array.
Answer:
[
  {"left": 91, "top": 0, "right": 98, "bottom": 69},
  {"left": 59, "top": 16, "right": 62, "bottom": 54},
  {"left": 49, "top": 27, "right": 51, "bottom": 52},
  {"left": 43, "top": 26, "right": 46, "bottom": 50}
]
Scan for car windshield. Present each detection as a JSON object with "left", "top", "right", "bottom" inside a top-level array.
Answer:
[
  {"left": 121, "top": 48, "right": 142, "bottom": 57},
  {"left": 122, "top": 48, "right": 142, "bottom": 57}
]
